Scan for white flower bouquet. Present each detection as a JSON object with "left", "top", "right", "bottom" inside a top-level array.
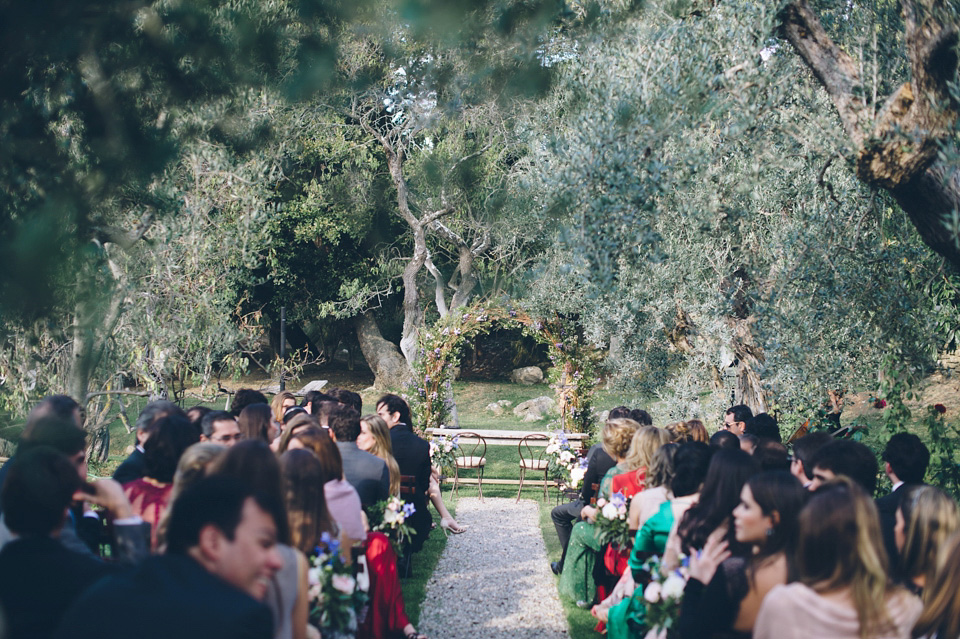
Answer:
[
  {"left": 637, "top": 554, "right": 689, "bottom": 639},
  {"left": 546, "top": 431, "right": 586, "bottom": 488},
  {"left": 594, "top": 491, "right": 632, "bottom": 548},
  {"left": 429, "top": 435, "right": 459, "bottom": 474},
  {"left": 368, "top": 496, "right": 417, "bottom": 557}
]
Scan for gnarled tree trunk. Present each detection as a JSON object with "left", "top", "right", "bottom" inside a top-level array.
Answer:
[{"left": 354, "top": 312, "right": 410, "bottom": 390}]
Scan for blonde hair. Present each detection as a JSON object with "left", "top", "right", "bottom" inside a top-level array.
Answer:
[
  {"left": 797, "top": 476, "right": 900, "bottom": 639},
  {"left": 601, "top": 418, "right": 641, "bottom": 461},
  {"left": 665, "top": 421, "right": 692, "bottom": 443},
  {"left": 913, "top": 533, "right": 960, "bottom": 639},
  {"left": 899, "top": 486, "right": 960, "bottom": 590},
  {"left": 361, "top": 414, "right": 401, "bottom": 497},
  {"left": 271, "top": 391, "right": 297, "bottom": 423},
  {"left": 623, "top": 426, "right": 670, "bottom": 473}
]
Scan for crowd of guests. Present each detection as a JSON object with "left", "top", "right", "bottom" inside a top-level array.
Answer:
[
  {"left": 551, "top": 404, "right": 960, "bottom": 639},
  {"left": 0, "top": 389, "right": 461, "bottom": 639}
]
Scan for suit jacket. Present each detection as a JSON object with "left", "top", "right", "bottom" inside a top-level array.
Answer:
[
  {"left": 0, "top": 536, "right": 116, "bottom": 639},
  {"left": 112, "top": 447, "right": 147, "bottom": 485},
  {"left": 390, "top": 423, "right": 432, "bottom": 552},
  {"left": 55, "top": 554, "right": 273, "bottom": 639},
  {"left": 336, "top": 441, "right": 390, "bottom": 509},
  {"left": 876, "top": 482, "right": 922, "bottom": 577},
  {"left": 580, "top": 444, "right": 615, "bottom": 504}
]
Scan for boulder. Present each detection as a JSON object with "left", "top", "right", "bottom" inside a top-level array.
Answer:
[
  {"left": 497, "top": 400, "right": 513, "bottom": 408},
  {"left": 510, "top": 366, "right": 544, "bottom": 385},
  {"left": 485, "top": 402, "right": 505, "bottom": 416},
  {"left": 513, "top": 396, "right": 556, "bottom": 421}
]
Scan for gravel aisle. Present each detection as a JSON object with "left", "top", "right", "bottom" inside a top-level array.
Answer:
[{"left": 417, "top": 497, "right": 569, "bottom": 639}]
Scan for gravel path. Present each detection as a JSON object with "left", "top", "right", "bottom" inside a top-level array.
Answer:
[{"left": 417, "top": 497, "right": 569, "bottom": 639}]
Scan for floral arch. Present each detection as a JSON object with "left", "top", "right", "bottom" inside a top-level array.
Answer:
[{"left": 407, "top": 302, "right": 601, "bottom": 433}]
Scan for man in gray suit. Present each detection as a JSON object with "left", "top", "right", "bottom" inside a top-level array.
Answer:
[{"left": 328, "top": 406, "right": 389, "bottom": 509}]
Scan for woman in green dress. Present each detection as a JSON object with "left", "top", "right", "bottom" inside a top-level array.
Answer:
[
  {"left": 557, "top": 418, "right": 642, "bottom": 606},
  {"left": 606, "top": 442, "right": 713, "bottom": 639}
]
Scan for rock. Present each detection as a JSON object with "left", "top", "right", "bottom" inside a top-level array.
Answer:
[
  {"left": 363, "top": 386, "right": 377, "bottom": 394},
  {"left": 598, "top": 410, "right": 610, "bottom": 422},
  {"left": 297, "top": 380, "right": 328, "bottom": 396},
  {"left": 497, "top": 400, "right": 513, "bottom": 408},
  {"left": 485, "top": 402, "right": 505, "bottom": 416},
  {"left": 513, "top": 396, "right": 556, "bottom": 421},
  {"left": 510, "top": 366, "right": 544, "bottom": 385}
]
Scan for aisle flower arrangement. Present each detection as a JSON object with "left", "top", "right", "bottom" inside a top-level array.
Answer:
[
  {"left": 368, "top": 496, "right": 417, "bottom": 556},
  {"left": 594, "top": 491, "right": 631, "bottom": 548},
  {"left": 308, "top": 533, "right": 368, "bottom": 639},
  {"left": 429, "top": 434, "right": 459, "bottom": 475},
  {"left": 545, "top": 430, "right": 586, "bottom": 489},
  {"left": 637, "top": 554, "right": 689, "bottom": 639}
]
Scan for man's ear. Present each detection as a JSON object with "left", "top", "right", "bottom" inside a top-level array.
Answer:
[{"left": 197, "top": 524, "right": 225, "bottom": 561}]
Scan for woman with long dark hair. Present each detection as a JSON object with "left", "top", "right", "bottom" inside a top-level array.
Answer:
[
  {"left": 754, "top": 477, "right": 921, "bottom": 639},
  {"left": 678, "top": 471, "right": 807, "bottom": 638}
]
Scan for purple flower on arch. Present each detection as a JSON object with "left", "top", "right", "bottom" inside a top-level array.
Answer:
[{"left": 554, "top": 342, "right": 563, "bottom": 350}]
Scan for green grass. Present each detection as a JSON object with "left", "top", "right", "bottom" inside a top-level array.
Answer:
[{"left": 402, "top": 506, "right": 450, "bottom": 626}]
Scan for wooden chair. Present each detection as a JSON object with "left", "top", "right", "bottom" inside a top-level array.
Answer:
[
  {"left": 453, "top": 432, "right": 487, "bottom": 501},
  {"left": 516, "top": 433, "right": 550, "bottom": 502},
  {"left": 589, "top": 483, "right": 600, "bottom": 506},
  {"left": 399, "top": 474, "right": 417, "bottom": 498}
]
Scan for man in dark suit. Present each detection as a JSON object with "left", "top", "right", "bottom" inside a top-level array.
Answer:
[
  {"left": 56, "top": 476, "right": 283, "bottom": 639},
  {"left": 0, "top": 447, "right": 118, "bottom": 639},
  {"left": 113, "top": 400, "right": 185, "bottom": 484},
  {"left": 875, "top": 433, "right": 930, "bottom": 571},
  {"left": 329, "top": 405, "right": 390, "bottom": 508},
  {"left": 378, "top": 394, "right": 432, "bottom": 553}
]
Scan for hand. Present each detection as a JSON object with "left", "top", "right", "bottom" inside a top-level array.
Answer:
[
  {"left": 688, "top": 527, "right": 730, "bottom": 585},
  {"left": 580, "top": 505, "right": 597, "bottom": 523},
  {"left": 75, "top": 478, "right": 135, "bottom": 519}
]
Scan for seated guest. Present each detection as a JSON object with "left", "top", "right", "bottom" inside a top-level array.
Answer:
[
  {"left": 551, "top": 426, "right": 616, "bottom": 575},
  {"left": 912, "top": 532, "right": 960, "bottom": 639},
  {"left": 558, "top": 418, "right": 641, "bottom": 606},
  {"left": 600, "top": 443, "right": 712, "bottom": 633},
  {"left": 328, "top": 406, "right": 389, "bottom": 509},
  {"left": 113, "top": 401, "right": 185, "bottom": 484},
  {"left": 877, "top": 433, "right": 930, "bottom": 568},
  {"left": 678, "top": 471, "right": 807, "bottom": 639},
  {"left": 738, "top": 433, "right": 759, "bottom": 455},
  {"left": 231, "top": 389, "right": 269, "bottom": 418},
  {"left": 238, "top": 403, "right": 278, "bottom": 444},
  {"left": 301, "top": 390, "right": 336, "bottom": 417},
  {"left": 275, "top": 413, "right": 322, "bottom": 453},
  {"left": 156, "top": 443, "right": 226, "bottom": 550},
  {"left": 57, "top": 476, "right": 284, "bottom": 639},
  {"left": 754, "top": 477, "right": 921, "bottom": 639},
  {"left": 895, "top": 485, "right": 959, "bottom": 594},
  {"left": 1, "top": 418, "right": 148, "bottom": 562},
  {"left": 753, "top": 440, "right": 791, "bottom": 472},
  {"left": 122, "top": 413, "right": 200, "bottom": 549},
  {"left": 808, "top": 439, "right": 879, "bottom": 494},
  {"left": 0, "top": 447, "right": 117, "bottom": 639},
  {"left": 744, "top": 412, "right": 781, "bottom": 443},
  {"left": 723, "top": 405, "right": 753, "bottom": 437},
  {"left": 327, "top": 388, "right": 363, "bottom": 414},
  {"left": 378, "top": 394, "right": 432, "bottom": 552},
  {"left": 673, "top": 448, "right": 759, "bottom": 561},
  {"left": 710, "top": 430, "right": 740, "bottom": 450},
  {"left": 270, "top": 392, "right": 297, "bottom": 436},
  {"left": 788, "top": 431, "right": 833, "bottom": 488},
  {"left": 611, "top": 426, "right": 670, "bottom": 498},
  {"left": 213, "top": 441, "right": 307, "bottom": 639},
  {"left": 201, "top": 410, "right": 244, "bottom": 446},
  {"left": 0, "top": 395, "right": 84, "bottom": 493},
  {"left": 608, "top": 406, "right": 631, "bottom": 419},
  {"left": 685, "top": 419, "right": 710, "bottom": 444},
  {"left": 186, "top": 405, "right": 211, "bottom": 431}
]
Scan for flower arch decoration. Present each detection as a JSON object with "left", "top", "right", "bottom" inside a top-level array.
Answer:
[{"left": 406, "top": 302, "right": 601, "bottom": 433}]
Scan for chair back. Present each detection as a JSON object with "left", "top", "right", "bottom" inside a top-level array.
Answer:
[
  {"left": 589, "top": 482, "right": 600, "bottom": 506},
  {"left": 399, "top": 474, "right": 417, "bottom": 497},
  {"left": 455, "top": 432, "right": 487, "bottom": 466},
  {"left": 518, "top": 433, "right": 549, "bottom": 466}
]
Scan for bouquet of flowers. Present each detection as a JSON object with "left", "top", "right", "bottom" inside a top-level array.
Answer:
[
  {"left": 636, "top": 554, "right": 689, "bottom": 639},
  {"left": 308, "top": 532, "right": 368, "bottom": 639},
  {"left": 429, "top": 435, "right": 459, "bottom": 474},
  {"left": 545, "top": 431, "right": 585, "bottom": 489},
  {"left": 594, "top": 491, "right": 632, "bottom": 548},
  {"left": 368, "top": 496, "right": 418, "bottom": 557}
]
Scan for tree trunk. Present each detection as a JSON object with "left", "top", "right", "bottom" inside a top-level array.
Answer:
[
  {"left": 781, "top": 0, "right": 960, "bottom": 268},
  {"left": 354, "top": 312, "right": 410, "bottom": 390}
]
